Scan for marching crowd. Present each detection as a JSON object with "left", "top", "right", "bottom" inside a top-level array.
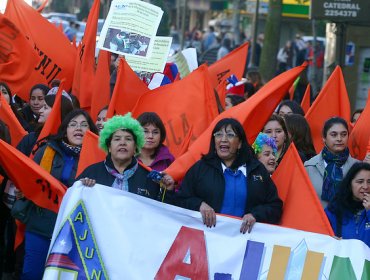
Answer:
[{"left": 1, "top": 65, "right": 370, "bottom": 280}]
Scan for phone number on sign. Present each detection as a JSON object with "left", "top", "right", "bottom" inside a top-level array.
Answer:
[{"left": 324, "top": 10, "right": 358, "bottom": 17}]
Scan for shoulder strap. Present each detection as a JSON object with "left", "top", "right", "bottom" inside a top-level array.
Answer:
[{"left": 39, "top": 146, "right": 56, "bottom": 174}]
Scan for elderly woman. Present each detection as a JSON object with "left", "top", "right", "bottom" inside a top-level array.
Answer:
[
  {"left": 252, "top": 133, "right": 277, "bottom": 174},
  {"left": 325, "top": 162, "right": 370, "bottom": 246},
  {"left": 305, "top": 117, "right": 358, "bottom": 208},
  {"left": 175, "top": 118, "right": 282, "bottom": 233},
  {"left": 78, "top": 113, "right": 174, "bottom": 200}
]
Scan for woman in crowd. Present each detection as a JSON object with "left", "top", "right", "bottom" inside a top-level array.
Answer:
[
  {"left": 304, "top": 117, "right": 358, "bottom": 208},
  {"left": 21, "top": 84, "right": 50, "bottom": 132},
  {"left": 0, "top": 82, "right": 29, "bottom": 131},
  {"left": 20, "top": 109, "right": 98, "bottom": 279},
  {"left": 17, "top": 91, "right": 74, "bottom": 157},
  {"left": 284, "top": 114, "right": 316, "bottom": 162},
  {"left": 246, "top": 71, "right": 263, "bottom": 91},
  {"left": 351, "top": 108, "right": 363, "bottom": 125},
  {"left": 225, "top": 94, "right": 245, "bottom": 110},
  {"left": 96, "top": 106, "right": 108, "bottom": 133},
  {"left": 252, "top": 133, "right": 277, "bottom": 174},
  {"left": 136, "top": 112, "right": 174, "bottom": 171},
  {"left": 276, "top": 100, "right": 305, "bottom": 117},
  {"left": 325, "top": 162, "right": 370, "bottom": 247},
  {"left": 175, "top": 118, "right": 282, "bottom": 233},
  {"left": 78, "top": 113, "right": 174, "bottom": 200},
  {"left": 262, "top": 114, "right": 290, "bottom": 166}
]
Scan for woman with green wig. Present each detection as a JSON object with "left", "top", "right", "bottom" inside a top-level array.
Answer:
[{"left": 78, "top": 113, "right": 174, "bottom": 200}]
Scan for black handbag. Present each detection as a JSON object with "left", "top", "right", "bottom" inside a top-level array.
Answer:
[{"left": 11, "top": 198, "right": 34, "bottom": 224}]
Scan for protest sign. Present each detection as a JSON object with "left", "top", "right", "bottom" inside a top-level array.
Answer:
[
  {"left": 44, "top": 183, "right": 370, "bottom": 279},
  {"left": 97, "top": 0, "right": 163, "bottom": 58}
]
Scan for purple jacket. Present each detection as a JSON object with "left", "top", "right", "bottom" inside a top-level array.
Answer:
[{"left": 139, "top": 145, "right": 175, "bottom": 172}]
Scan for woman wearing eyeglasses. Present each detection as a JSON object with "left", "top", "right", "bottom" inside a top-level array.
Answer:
[
  {"left": 17, "top": 109, "right": 98, "bottom": 280},
  {"left": 175, "top": 118, "right": 282, "bottom": 233}
]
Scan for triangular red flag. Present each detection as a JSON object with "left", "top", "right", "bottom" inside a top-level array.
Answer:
[
  {"left": 5, "top": 0, "right": 76, "bottom": 91},
  {"left": 301, "top": 84, "right": 311, "bottom": 114},
  {"left": 305, "top": 66, "right": 351, "bottom": 153},
  {"left": 208, "top": 43, "right": 248, "bottom": 88},
  {"left": 0, "top": 14, "right": 48, "bottom": 101},
  {"left": 72, "top": 0, "right": 100, "bottom": 110},
  {"left": 0, "top": 93, "right": 27, "bottom": 147},
  {"left": 165, "top": 64, "right": 307, "bottom": 181},
  {"left": 349, "top": 90, "right": 370, "bottom": 160},
  {"left": 132, "top": 65, "right": 219, "bottom": 157},
  {"left": 272, "top": 143, "right": 334, "bottom": 235},
  {"left": 174, "top": 126, "right": 193, "bottom": 159},
  {"left": 0, "top": 139, "right": 67, "bottom": 213},
  {"left": 90, "top": 50, "right": 111, "bottom": 122},
  {"left": 76, "top": 130, "right": 106, "bottom": 177},
  {"left": 107, "top": 58, "right": 149, "bottom": 118}
]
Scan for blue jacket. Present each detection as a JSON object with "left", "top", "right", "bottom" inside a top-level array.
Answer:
[{"left": 325, "top": 207, "right": 370, "bottom": 247}]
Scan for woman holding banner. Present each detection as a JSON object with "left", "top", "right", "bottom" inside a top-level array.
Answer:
[
  {"left": 175, "top": 118, "right": 282, "bottom": 233},
  {"left": 18, "top": 109, "right": 98, "bottom": 279},
  {"left": 78, "top": 113, "right": 174, "bottom": 200},
  {"left": 325, "top": 162, "right": 370, "bottom": 247}
]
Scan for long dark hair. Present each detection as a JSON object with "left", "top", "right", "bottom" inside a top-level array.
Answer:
[
  {"left": 277, "top": 100, "right": 305, "bottom": 116},
  {"left": 44, "top": 94, "right": 74, "bottom": 121},
  {"left": 203, "top": 118, "right": 255, "bottom": 169},
  {"left": 0, "top": 120, "right": 11, "bottom": 144},
  {"left": 328, "top": 162, "right": 370, "bottom": 225},
  {"left": 137, "top": 112, "right": 167, "bottom": 159},
  {"left": 322, "top": 116, "right": 348, "bottom": 138},
  {"left": 50, "top": 109, "right": 98, "bottom": 143},
  {"left": 284, "top": 114, "right": 316, "bottom": 158}
]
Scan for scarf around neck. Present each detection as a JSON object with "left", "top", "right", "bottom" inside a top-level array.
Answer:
[
  {"left": 104, "top": 157, "right": 138, "bottom": 191},
  {"left": 321, "top": 146, "right": 349, "bottom": 202}
]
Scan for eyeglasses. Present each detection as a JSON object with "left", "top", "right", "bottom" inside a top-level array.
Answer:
[
  {"left": 68, "top": 122, "right": 89, "bottom": 129},
  {"left": 213, "top": 131, "right": 237, "bottom": 140}
]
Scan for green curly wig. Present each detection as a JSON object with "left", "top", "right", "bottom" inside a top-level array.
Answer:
[{"left": 99, "top": 113, "right": 145, "bottom": 154}]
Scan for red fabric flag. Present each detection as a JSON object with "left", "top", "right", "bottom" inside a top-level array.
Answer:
[
  {"left": 5, "top": 0, "right": 76, "bottom": 91},
  {"left": 305, "top": 66, "right": 351, "bottom": 153},
  {"left": 272, "top": 143, "right": 334, "bottom": 235},
  {"left": 208, "top": 43, "right": 248, "bottom": 88},
  {"left": 132, "top": 65, "right": 219, "bottom": 157},
  {"left": 165, "top": 64, "right": 307, "bottom": 181},
  {"left": 301, "top": 84, "right": 311, "bottom": 114},
  {"left": 0, "top": 93, "right": 27, "bottom": 147},
  {"left": 76, "top": 130, "right": 105, "bottom": 177},
  {"left": 72, "top": 0, "right": 100, "bottom": 109},
  {"left": 174, "top": 126, "right": 193, "bottom": 159},
  {"left": 0, "top": 139, "right": 67, "bottom": 213},
  {"left": 349, "top": 90, "right": 370, "bottom": 160},
  {"left": 216, "top": 80, "right": 227, "bottom": 110},
  {"left": 106, "top": 58, "right": 149, "bottom": 118},
  {"left": 90, "top": 50, "right": 111, "bottom": 122},
  {"left": 0, "top": 14, "right": 48, "bottom": 101}
]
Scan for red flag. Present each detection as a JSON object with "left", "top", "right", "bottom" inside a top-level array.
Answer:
[
  {"left": 72, "top": 0, "right": 100, "bottom": 109},
  {"left": 0, "top": 139, "right": 67, "bottom": 213},
  {"left": 165, "top": 64, "right": 307, "bottom": 181},
  {"left": 301, "top": 84, "right": 311, "bottom": 114},
  {"left": 208, "top": 43, "right": 248, "bottom": 88},
  {"left": 5, "top": 0, "right": 76, "bottom": 91},
  {"left": 0, "top": 93, "right": 27, "bottom": 147},
  {"left": 272, "top": 143, "right": 334, "bottom": 235},
  {"left": 349, "top": 90, "right": 370, "bottom": 160},
  {"left": 132, "top": 65, "right": 219, "bottom": 157},
  {"left": 90, "top": 50, "right": 111, "bottom": 122},
  {"left": 0, "top": 14, "right": 48, "bottom": 101},
  {"left": 174, "top": 126, "right": 193, "bottom": 159},
  {"left": 305, "top": 66, "right": 351, "bottom": 153},
  {"left": 107, "top": 58, "right": 149, "bottom": 118},
  {"left": 76, "top": 130, "right": 105, "bottom": 177},
  {"left": 216, "top": 79, "right": 227, "bottom": 110}
]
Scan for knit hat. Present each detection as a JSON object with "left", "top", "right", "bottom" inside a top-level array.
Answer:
[{"left": 99, "top": 113, "right": 145, "bottom": 154}]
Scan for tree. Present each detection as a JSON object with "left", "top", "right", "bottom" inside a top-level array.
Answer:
[
  {"left": 259, "top": 0, "right": 282, "bottom": 82},
  {"left": 78, "top": 0, "right": 90, "bottom": 21},
  {"left": 151, "top": 0, "right": 170, "bottom": 36}
]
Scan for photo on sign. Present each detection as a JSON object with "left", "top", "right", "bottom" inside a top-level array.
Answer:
[{"left": 103, "top": 28, "right": 150, "bottom": 57}]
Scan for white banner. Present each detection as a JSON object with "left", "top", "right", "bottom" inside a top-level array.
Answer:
[{"left": 44, "top": 182, "right": 370, "bottom": 280}]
